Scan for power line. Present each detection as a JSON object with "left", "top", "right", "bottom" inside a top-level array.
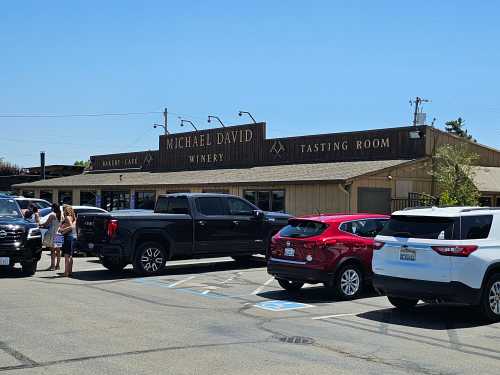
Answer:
[{"left": 0, "top": 111, "right": 163, "bottom": 118}]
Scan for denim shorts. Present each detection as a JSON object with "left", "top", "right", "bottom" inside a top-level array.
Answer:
[{"left": 61, "top": 235, "right": 75, "bottom": 256}]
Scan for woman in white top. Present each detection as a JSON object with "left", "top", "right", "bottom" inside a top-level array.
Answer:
[{"left": 40, "top": 203, "right": 62, "bottom": 271}]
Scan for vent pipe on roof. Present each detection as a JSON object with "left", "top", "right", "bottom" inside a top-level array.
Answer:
[{"left": 40, "top": 151, "right": 46, "bottom": 180}]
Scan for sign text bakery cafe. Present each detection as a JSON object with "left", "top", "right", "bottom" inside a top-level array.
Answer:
[{"left": 91, "top": 123, "right": 427, "bottom": 172}]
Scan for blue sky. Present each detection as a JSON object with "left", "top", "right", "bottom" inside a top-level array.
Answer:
[{"left": 1, "top": 0, "right": 499, "bottom": 167}]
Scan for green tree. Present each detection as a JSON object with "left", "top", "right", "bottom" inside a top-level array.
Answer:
[
  {"left": 0, "top": 158, "right": 21, "bottom": 176},
  {"left": 74, "top": 160, "right": 91, "bottom": 169},
  {"left": 444, "top": 117, "right": 475, "bottom": 142},
  {"left": 433, "top": 144, "right": 480, "bottom": 206}
]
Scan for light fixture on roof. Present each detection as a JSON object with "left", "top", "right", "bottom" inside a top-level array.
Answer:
[
  {"left": 179, "top": 118, "right": 198, "bottom": 131},
  {"left": 238, "top": 111, "right": 256, "bottom": 124},
  {"left": 208, "top": 115, "right": 225, "bottom": 127}
]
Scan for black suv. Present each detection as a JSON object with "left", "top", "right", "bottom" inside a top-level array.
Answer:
[{"left": 0, "top": 197, "right": 42, "bottom": 276}]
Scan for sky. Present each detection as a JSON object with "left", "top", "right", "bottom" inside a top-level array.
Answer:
[{"left": 1, "top": 0, "right": 499, "bottom": 167}]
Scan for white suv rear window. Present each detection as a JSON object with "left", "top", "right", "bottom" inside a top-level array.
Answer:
[{"left": 380, "top": 215, "right": 493, "bottom": 240}]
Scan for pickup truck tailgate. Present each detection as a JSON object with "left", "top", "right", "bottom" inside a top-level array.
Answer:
[{"left": 77, "top": 213, "right": 111, "bottom": 243}]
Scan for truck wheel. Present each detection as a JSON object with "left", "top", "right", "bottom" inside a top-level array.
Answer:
[
  {"left": 277, "top": 278, "right": 304, "bottom": 292},
  {"left": 21, "top": 261, "right": 37, "bottom": 276},
  {"left": 101, "top": 257, "right": 126, "bottom": 273},
  {"left": 480, "top": 273, "right": 500, "bottom": 322},
  {"left": 133, "top": 242, "right": 167, "bottom": 276},
  {"left": 388, "top": 296, "right": 419, "bottom": 310}
]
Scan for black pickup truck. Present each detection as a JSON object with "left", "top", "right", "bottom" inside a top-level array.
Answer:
[
  {"left": 77, "top": 193, "right": 292, "bottom": 275},
  {"left": 0, "top": 197, "right": 42, "bottom": 276}
]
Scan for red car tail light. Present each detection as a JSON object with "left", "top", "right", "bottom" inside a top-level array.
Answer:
[
  {"left": 373, "top": 241, "right": 385, "bottom": 250},
  {"left": 431, "top": 245, "right": 478, "bottom": 257},
  {"left": 107, "top": 219, "right": 119, "bottom": 239}
]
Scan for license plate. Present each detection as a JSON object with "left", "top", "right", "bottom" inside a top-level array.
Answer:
[
  {"left": 0, "top": 257, "right": 10, "bottom": 266},
  {"left": 88, "top": 243, "right": 94, "bottom": 250},
  {"left": 400, "top": 248, "right": 416, "bottom": 261},
  {"left": 284, "top": 247, "right": 295, "bottom": 257}
]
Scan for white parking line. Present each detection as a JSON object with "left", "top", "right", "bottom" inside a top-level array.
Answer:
[
  {"left": 251, "top": 277, "right": 275, "bottom": 295},
  {"left": 311, "top": 313, "right": 358, "bottom": 320},
  {"left": 167, "top": 276, "right": 197, "bottom": 288}
]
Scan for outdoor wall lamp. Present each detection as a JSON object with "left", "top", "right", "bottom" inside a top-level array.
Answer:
[
  {"left": 238, "top": 111, "right": 256, "bottom": 124},
  {"left": 207, "top": 115, "right": 225, "bottom": 127},
  {"left": 180, "top": 118, "right": 198, "bottom": 131},
  {"left": 153, "top": 123, "right": 169, "bottom": 135}
]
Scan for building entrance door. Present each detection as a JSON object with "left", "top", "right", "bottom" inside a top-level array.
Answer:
[
  {"left": 101, "top": 191, "right": 130, "bottom": 211},
  {"left": 357, "top": 187, "right": 391, "bottom": 214}
]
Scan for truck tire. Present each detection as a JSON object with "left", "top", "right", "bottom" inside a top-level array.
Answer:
[
  {"left": 101, "top": 257, "right": 126, "bottom": 273},
  {"left": 133, "top": 242, "right": 167, "bottom": 276},
  {"left": 21, "top": 260, "right": 37, "bottom": 276}
]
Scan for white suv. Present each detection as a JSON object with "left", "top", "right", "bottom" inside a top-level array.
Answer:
[{"left": 373, "top": 207, "right": 500, "bottom": 321}]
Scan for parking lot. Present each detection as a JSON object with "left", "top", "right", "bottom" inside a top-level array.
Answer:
[{"left": 1, "top": 253, "right": 500, "bottom": 375}]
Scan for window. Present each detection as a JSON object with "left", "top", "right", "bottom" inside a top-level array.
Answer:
[
  {"left": 228, "top": 198, "right": 255, "bottom": 216},
  {"left": 479, "top": 197, "right": 493, "bottom": 207},
  {"left": 22, "top": 190, "right": 35, "bottom": 198},
  {"left": 40, "top": 190, "right": 53, "bottom": 203},
  {"left": 155, "top": 196, "right": 190, "bottom": 214},
  {"left": 496, "top": 197, "right": 500, "bottom": 207},
  {"left": 101, "top": 191, "right": 130, "bottom": 211},
  {"left": 58, "top": 191, "right": 73, "bottom": 205},
  {"left": 244, "top": 190, "right": 285, "bottom": 212},
  {"left": 380, "top": 216, "right": 458, "bottom": 240},
  {"left": 196, "top": 197, "right": 226, "bottom": 216},
  {"left": 135, "top": 191, "right": 156, "bottom": 209},
  {"left": 279, "top": 220, "right": 327, "bottom": 238},
  {"left": 460, "top": 215, "right": 493, "bottom": 240},
  {"left": 80, "top": 191, "right": 97, "bottom": 206},
  {"left": 340, "top": 219, "right": 388, "bottom": 238}
]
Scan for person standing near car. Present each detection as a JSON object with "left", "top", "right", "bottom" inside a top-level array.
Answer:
[
  {"left": 40, "top": 203, "right": 62, "bottom": 271},
  {"left": 60, "top": 205, "right": 77, "bottom": 277}
]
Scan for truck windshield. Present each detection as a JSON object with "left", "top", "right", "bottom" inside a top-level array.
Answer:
[
  {"left": 155, "top": 196, "right": 191, "bottom": 214},
  {"left": 0, "top": 199, "right": 22, "bottom": 218}
]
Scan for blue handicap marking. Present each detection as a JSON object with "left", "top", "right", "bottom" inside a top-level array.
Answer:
[{"left": 254, "top": 300, "right": 313, "bottom": 312}]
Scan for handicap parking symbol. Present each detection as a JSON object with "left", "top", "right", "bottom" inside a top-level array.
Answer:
[{"left": 254, "top": 300, "right": 313, "bottom": 312}]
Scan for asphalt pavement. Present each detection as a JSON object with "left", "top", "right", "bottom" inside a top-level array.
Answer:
[{"left": 1, "top": 252, "right": 500, "bottom": 374}]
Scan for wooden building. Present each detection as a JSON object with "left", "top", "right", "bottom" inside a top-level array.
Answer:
[{"left": 13, "top": 124, "right": 500, "bottom": 215}]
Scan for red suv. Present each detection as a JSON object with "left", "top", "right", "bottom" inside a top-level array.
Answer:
[{"left": 267, "top": 214, "right": 389, "bottom": 300}]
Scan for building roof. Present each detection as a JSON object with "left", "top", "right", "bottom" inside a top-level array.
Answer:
[
  {"left": 13, "top": 159, "right": 414, "bottom": 189},
  {"left": 473, "top": 166, "right": 500, "bottom": 193}
]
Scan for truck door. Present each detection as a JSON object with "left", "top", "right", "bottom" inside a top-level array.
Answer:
[
  {"left": 194, "top": 197, "right": 236, "bottom": 254},
  {"left": 225, "top": 197, "right": 261, "bottom": 253}
]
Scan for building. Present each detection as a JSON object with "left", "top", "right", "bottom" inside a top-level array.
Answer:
[
  {"left": 13, "top": 123, "right": 500, "bottom": 215},
  {"left": 1, "top": 165, "right": 84, "bottom": 196}
]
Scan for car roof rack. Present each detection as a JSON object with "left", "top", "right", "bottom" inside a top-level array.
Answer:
[
  {"left": 400, "top": 206, "right": 436, "bottom": 211},
  {"left": 460, "top": 207, "right": 500, "bottom": 213}
]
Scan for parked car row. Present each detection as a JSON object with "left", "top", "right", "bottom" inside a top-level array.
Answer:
[{"left": 3, "top": 192, "right": 500, "bottom": 321}]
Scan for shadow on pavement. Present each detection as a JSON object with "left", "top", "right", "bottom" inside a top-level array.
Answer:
[
  {"left": 68, "top": 257, "right": 266, "bottom": 282},
  {"left": 357, "top": 304, "right": 491, "bottom": 329},
  {"left": 258, "top": 286, "right": 378, "bottom": 305}
]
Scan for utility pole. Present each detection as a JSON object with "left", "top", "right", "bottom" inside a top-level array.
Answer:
[
  {"left": 411, "top": 97, "right": 430, "bottom": 126},
  {"left": 163, "top": 108, "right": 168, "bottom": 135}
]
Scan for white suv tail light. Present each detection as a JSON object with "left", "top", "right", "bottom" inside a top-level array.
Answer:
[{"left": 431, "top": 245, "right": 478, "bottom": 257}]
